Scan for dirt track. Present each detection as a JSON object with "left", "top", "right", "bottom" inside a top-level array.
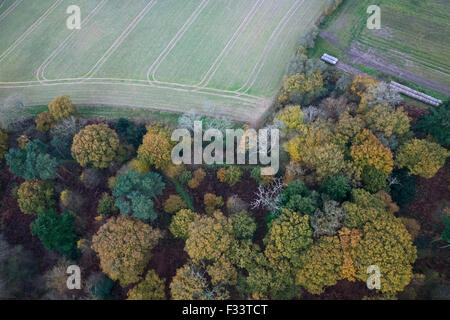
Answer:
[{"left": 320, "top": 31, "right": 450, "bottom": 97}]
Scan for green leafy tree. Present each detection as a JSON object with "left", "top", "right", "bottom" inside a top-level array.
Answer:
[
  {"left": 390, "top": 169, "right": 416, "bottom": 208},
  {"left": 113, "top": 170, "right": 165, "bottom": 222},
  {"left": 319, "top": 174, "right": 352, "bottom": 202},
  {"left": 31, "top": 209, "right": 78, "bottom": 259},
  {"left": 362, "top": 165, "right": 388, "bottom": 193},
  {"left": 414, "top": 100, "right": 449, "bottom": 147},
  {"left": 231, "top": 211, "right": 257, "bottom": 240},
  {"left": 6, "top": 140, "right": 59, "bottom": 180},
  {"left": 244, "top": 255, "right": 302, "bottom": 300},
  {"left": 278, "top": 180, "right": 320, "bottom": 216},
  {"left": 115, "top": 118, "right": 147, "bottom": 148},
  {"left": 442, "top": 214, "right": 450, "bottom": 244},
  {"left": 97, "top": 193, "right": 118, "bottom": 217},
  {"left": 87, "top": 273, "right": 115, "bottom": 300}
]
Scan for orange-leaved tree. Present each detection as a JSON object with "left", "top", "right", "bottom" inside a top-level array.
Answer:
[
  {"left": 92, "top": 215, "right": 163, "bottom": 286},
  {"left": 71, "top": 124, "right": 120, "bottom": 169}
]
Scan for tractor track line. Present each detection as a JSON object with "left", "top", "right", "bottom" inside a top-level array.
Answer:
[
  {"left": 146, "top": 0, "right": 210, "bottom": 82},
  {"left": 36, "top": 0, "right": 108, "bottom": 82},
  {"left": 0, "top": 0, "right": 23, "bottom": 24},
  {"left": 0, "top": 0, "right": 63, "bottom": 63},
  {"left": 236, "top": 0, "right": 304, "bottom": 95},
  {"left": 195, "top": 0, "right": 264, "bottom": 87}
]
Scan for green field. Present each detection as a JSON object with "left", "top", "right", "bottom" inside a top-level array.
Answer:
[
  {"left": 313, "top": 0, "right": 450, "bottom": 96},
  {"left": 0, "top": 0, "right": 329, "bottom": 122}
]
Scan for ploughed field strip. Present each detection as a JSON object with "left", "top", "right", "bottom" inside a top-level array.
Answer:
[
  {"left": 0, "top": 0, "right": 328, "bottom": 121},
  {"left": 324, "top": 0, "right": 450, "bottom": 92}
]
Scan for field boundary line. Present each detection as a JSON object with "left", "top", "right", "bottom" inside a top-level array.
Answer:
[
  {"left": 0, "top": 0, "right": 23, "bottom": 24},
  {"left": 82, "top": 0, "right": 158, "bottom": 79},
  {"left": 235, "top": 0, "right": 304, "bottom": 95},
  {"left": 0, "top": 0, "right": 63, "bottom": 63},
  {"left": 0, "top": 76, "right": 264, "bottom": 101},
  {"left": 146, "top": 0, "right": 210, "bottom": 82},
  {"left": 0, "top": 78, "right": 260, "bottom": 105},
  {"left": 195, "top": 0, "right": 264, "bottom": 87},
  {"left": 36, "top": 0, "right": 108, "bottom": 82}
]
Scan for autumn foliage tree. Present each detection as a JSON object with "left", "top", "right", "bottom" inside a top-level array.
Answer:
[
  {"left": 92, "top": 215, "right": 163, "bottom": 286},
  {"left": 169, "top": 209, "right": 200, "bottom": 240},
  {"left": 127, "top": 270, "right": 166, "bottom": 300},
  {"left": 350, "top": 129, "right": 394, "bottom": 177},
  {"left": 35, "top": 111, "right": 56, "bottom": 133},
  {"left": 354, "top": 215, "right": 417, "bottom": 295},
  {"left": 17, "top": 180, "right": 55, "bottom": 215},
  {"left": 341, "top": 189, "right": 417, "bottom": 295},
  {"left": 275, "top": 105, "right": 306, "bottom": 133},
  {"left": 137, "top": 125, "right": 174, "bottom": 170},
  {"left": 217, "top": 166, "right": 243, "bottom": 186},
  {"left": 170, "top": 263, "right": 229, "bottom": 300},
  {"left": 164, "top": 195, "right": 187, "bottom": 214},
  {"left": 264, "top": 210, "right": 313, "bottom": 273},
  {"left": 48, "top": 95, "right": 77, "bottom": 121},
  {"left": 185, "top": 211, "right": 235, "bottom": 263},
  {"left": 203, "top": 193, "right": 224, "bottom": 215},
  {"left": 296, "top": 236, "right": 343, "bottom": 294},
  {"left": 0, "top": 129, "right": 8, "bottom": 163},
  {"left": 395, "top": 139, "right": 449, "bottom": 178},
  {"left": 187, "top": 168, "right": 206, "bottom": 189},
  {"left": 71, "top": 124, "right": 120, "bottom": 169}
]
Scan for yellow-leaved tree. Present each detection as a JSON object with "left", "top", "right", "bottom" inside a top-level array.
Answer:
[
  {"left": 296, "top": 236, "right": 344, "bottom": 295},
  {"left": 48, "top": 95, "right": 77, "bottom": 121},
  {"left": 350, "top": 129, "right": 394, "bottom": 176},
  {"left": 127, "top": 270, "right": 166, "bottom": 300},
  {"left": 137, "top": 125, "right": 174, "bottom": 170},
  {"left": 264, "top": 210, "right": 313, "bottom": 273},
  {"left": 396, "top": 138, "right": 450, "bottom": 178},
  {"left": 35, "top": 111, "right": 56, "bottom": 133},
  {"left": 275, "top": 105, "right": 307, "bottom": 133},
  {"left": 71, "top": 124, "right": 120, "bottom": 169},
  {"left": 92, "top": 215, "right": 163, "bottom": 286}
]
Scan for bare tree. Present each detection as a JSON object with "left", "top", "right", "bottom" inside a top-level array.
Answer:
[
  {"left": 0, "top": 94, "right": 30, "bottom": 130},
  {"left": 302, "top": 106, "right": 323, "bottom": 124},
  {"left": 251, "top": 178, "right": 285, "bottom": 212}
]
